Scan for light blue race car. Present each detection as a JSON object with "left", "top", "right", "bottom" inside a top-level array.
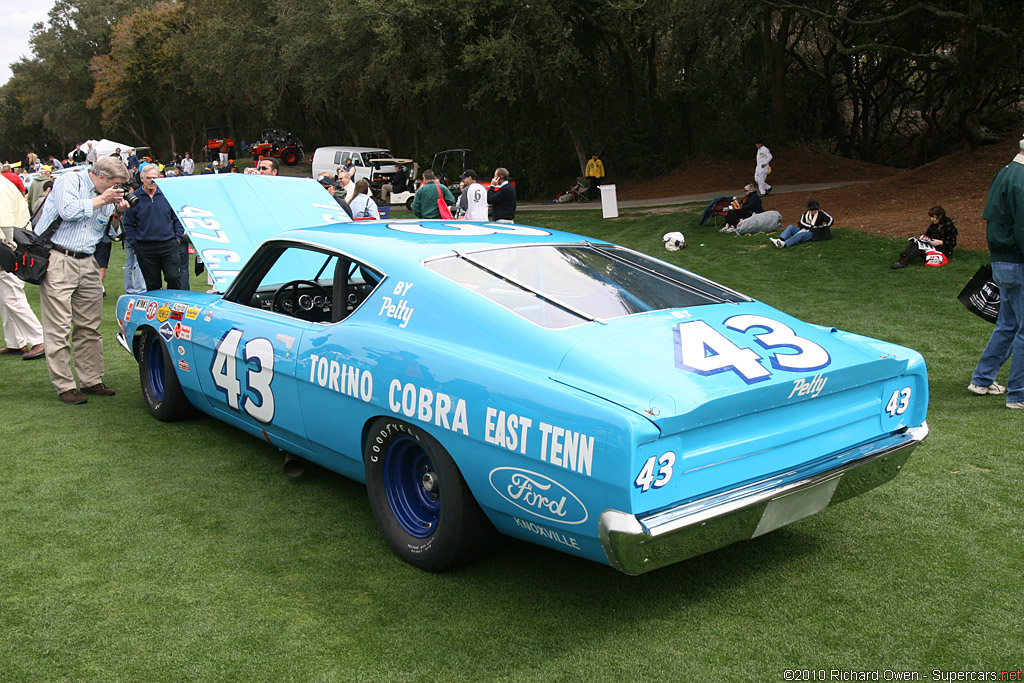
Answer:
[{"left": 115, "top": 174, "right": 928, "bottom": 575}]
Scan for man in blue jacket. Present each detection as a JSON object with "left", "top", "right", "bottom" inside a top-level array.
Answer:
[{"left": 123, "top": 163, "right": 185, "bottom": 291}]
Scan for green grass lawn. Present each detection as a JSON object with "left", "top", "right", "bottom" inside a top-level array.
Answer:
[{"left": 1, "top": 208, "right": 1020, "bottom": 681}]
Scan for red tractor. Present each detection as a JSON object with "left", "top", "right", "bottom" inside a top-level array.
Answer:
[
  {"left": 250, "top": 128, "right": 304, "bottom": 166},
  {"left": 204, "top": 125, "right": 235, "bottom": 162}
]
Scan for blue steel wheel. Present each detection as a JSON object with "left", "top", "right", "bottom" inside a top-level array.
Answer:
[
  {"left": 137, "top": 329, "right": 197, "bottom": 422},
  {"left": 364, "top": 418, "right": 496, "bottom": 571}
]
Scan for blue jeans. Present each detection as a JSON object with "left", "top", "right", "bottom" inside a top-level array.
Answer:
[
  {"left": 780, "top": 224, "right": 813, "bottom": 248},
  {"left": 124, "top": 243, "right": 145, "bottom": 295},
  {"left": 971, "top": 261, "right": 1024, "bottom": 402}
]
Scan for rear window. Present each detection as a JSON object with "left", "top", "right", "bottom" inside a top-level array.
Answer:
[{"left": 425, "top": 244, "right": 746, "bottom": 329}]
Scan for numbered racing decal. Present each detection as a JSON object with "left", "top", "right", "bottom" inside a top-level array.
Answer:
[
  {"left": 634, "top": 451, "right": 676, "bottom": 493},
  {"left": 673, "top": 314, "right": 831, "bottom": 384},
  {"left": 210, "top": 328, "right": 276, "bottom": 423}
]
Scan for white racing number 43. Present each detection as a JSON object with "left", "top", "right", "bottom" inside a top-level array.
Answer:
[
  {"left": 674, "top": 314, "right": 831, "bottom": 384},
  {"left": 211, "top": 328, "right": 276, "bottom": 423}
]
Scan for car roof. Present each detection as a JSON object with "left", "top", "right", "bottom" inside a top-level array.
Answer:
[
  {"left": 313, "top": 146, "right": 390, "bottom": 153},
  {"left": 278, "top": 221, "right": 607, "bottom": 271}
]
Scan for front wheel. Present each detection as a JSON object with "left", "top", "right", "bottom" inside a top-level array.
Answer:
[
  {"left": 137, "top": 329, "right": 198, "bottom": 421},
  {"left": 364, "top": 418, "right": 495, "bottom": 571},
  {"left": 405, "top": 197, "right": 413, "bottom": 211},
  {"left": 280, "top": 148, "right": 300, "bottom": 165}
]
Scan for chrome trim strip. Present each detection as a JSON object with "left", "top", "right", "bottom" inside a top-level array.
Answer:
[
  {"left": 599, "top": 423, "right": 928, "bottom": 575},
  {"left": 452, "top": 248, "right": 605, "bottom": 324}
]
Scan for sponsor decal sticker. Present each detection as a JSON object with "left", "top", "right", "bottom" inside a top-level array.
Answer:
[
  {"left": 170, "top": 309, "right": 184, "bottom": 321},
  {"left": 185, "top": 305, "right": 201, "bottom": 320},
  {"left": 171, "top": 302, "right": 188, "bottom": 312},
  {"left": 174, "top": 323, "right": 192, "bottom": 341},
  {"left": 204, "top": 311, "right": 214, "bottom": 322},
  {"left": 488, "top": 467, "right": 588, "bottom": 525},
  {"left": 158, "top": 321, "right": 175, "bottom": 342},
  {"left": 145, "top": 300, "right": 158, "bottom": 320},
  {"left": 156, "top": 303, "right": 171, "bottom": 323},
  {"left": 178, "top": 359, "right": 190, "bottom": 372},
  {"left": 123, "top": 299, "right": 135, "bottom": 324},
  {"left": 177, "top": 345, "right": 185, "bottom": 356}
]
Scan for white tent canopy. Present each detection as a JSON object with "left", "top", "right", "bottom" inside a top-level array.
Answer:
[{"left": 75, "top": 139, "right": 137, "bottom": 162}]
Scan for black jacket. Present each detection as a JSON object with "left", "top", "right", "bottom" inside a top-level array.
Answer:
[{"left": 487, "top": 183, "right": 517, "bottom": 221}]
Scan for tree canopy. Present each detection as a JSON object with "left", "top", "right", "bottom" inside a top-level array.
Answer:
[{"left": 2, "top": 0, "right": 1021, "bottom": 194}]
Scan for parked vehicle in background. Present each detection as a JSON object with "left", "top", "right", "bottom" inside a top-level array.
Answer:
[
  {"left": 311, "top": 146, "right": 397, "bottom": 185},
  {"left": 250, "top": 128, "right": 303, "bottom": 166},
  {"left": 430, "top": 148, "right": 474, "bottom": 193},
  {"left": 369, "top": 158, "right": 419, "bottom": 209},
  {"left": 204, "top": 126, "right": 235, "bottom": 162}
]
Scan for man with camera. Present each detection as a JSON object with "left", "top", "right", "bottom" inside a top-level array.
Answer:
[
  {"left": 34, "top": 157, "right": 131, "bottom": 404},
  {"left": 123, "top": 163, "right": 185, "bottom": 293}
]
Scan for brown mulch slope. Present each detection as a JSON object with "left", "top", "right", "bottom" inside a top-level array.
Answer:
[{"left": 615, "top": 142, "right": 1017, "bottom": 251}]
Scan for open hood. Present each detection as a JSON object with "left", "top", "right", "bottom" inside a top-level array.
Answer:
[{"left": 156, "top": 174, "right": 351, "bottom": 289}]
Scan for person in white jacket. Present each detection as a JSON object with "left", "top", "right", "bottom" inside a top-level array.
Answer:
[
  {"left": 457, "top": 170, "right": 488, "bottom": 221},
  {"left": 754, "top": 141, "right": 772, "bottom": 196}
]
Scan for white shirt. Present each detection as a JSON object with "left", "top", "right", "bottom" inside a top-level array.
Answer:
[
  {"left": 756, "top": 145, "right": 773, "bottom": 168},
  {"left": 181, "top": 157, "right": 194, "bottom": 175},
  {"left": 461, "top": 182, "right": 488, "bottom": 221}
]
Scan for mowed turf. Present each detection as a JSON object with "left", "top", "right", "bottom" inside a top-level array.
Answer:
[{"left": 1, "top": 207, "right": 1020, "bottom": 681}]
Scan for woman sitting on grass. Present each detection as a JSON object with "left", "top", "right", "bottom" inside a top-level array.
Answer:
[
  {"left": 720, "top": 184, "right": 763, "bottom": 232},
  {"left": 890, "top": 205, "right": 957, "bottom": 269},
  {"left": 770, "top": 199, "right": 834, "bottom": 248}
]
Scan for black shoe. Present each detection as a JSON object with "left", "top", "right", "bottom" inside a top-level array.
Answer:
[
  {"left": 763, "top": 188, "right": 772, "bottom": 196},
  {"left": 890, "top": 260, "right": 908, "bottom": 269}
]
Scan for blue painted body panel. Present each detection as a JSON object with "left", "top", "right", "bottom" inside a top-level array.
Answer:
[{"left": 116, "top": 175, "right": 930, "bottom": 568}]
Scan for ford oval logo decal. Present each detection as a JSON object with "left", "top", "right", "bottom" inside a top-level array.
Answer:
[{"left": 488, "top": 467, "right": 589, "bottom": 525}]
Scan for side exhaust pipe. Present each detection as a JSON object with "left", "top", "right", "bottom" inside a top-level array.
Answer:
[{"left": 284, "top": 453, "right": 306, "bottom": 478}]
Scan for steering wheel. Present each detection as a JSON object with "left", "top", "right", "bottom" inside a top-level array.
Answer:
[{"left": 271, "top": 280, "right": 331, "bottom": 316}]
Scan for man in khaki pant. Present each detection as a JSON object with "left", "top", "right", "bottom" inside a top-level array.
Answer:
[
  {"left": 0, "top": 176, "right": 45, "bottom": 358},
  {"left": 34, "top": 157, "right": 130, "bottom": 404}
]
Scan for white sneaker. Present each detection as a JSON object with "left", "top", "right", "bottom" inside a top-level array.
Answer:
[
  {"left": 719, "top": 225, "right": 734, "bottom": 233},
  {"left": 1007, "top": 402, "right": 1024, "bottom": 410},
  {"left": 967, "top": 382, "right": 1006, "bottom": 395},
  {"left": 770, "top": 237, "right": 784, "bottom": 248}
]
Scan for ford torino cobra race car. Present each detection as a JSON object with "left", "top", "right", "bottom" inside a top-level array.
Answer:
[{"left": 115, "top": 175, "right": 928, "bottom": 575}]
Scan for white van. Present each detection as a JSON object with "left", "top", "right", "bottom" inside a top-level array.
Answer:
[{"left": 311, "top": 146, "right": 397, "bottom": 185}]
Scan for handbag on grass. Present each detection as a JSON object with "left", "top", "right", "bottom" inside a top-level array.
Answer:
[
  {"left": 0, "top": 216, "right": 63, "bottom": 285},
  {"left": 957, "top": 263, "right": 1000, "bottom": 324}
]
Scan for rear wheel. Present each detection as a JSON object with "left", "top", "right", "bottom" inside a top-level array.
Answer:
[
  {"left": 405, "top": 197, "right": 413, "bottom": 211},
  {"left": 364, "top": 418, "right": 495, "bottom": 571},
  {"left": 281, "top": 148, "right": 300, "bottom": 165},
  {"left": 137, "top": 329, "right": 198, "bottom": 421}
]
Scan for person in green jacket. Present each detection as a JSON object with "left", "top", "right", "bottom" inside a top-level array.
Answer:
[
  {"left": 968, "top": 137, "right": 1024, "bottom": 409},
  {"left": 411, "top": 170, "right": 455, "bottom": 219}
]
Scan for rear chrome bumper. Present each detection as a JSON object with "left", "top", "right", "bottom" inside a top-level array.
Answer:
[{"left": 599, "top": 423, "right": 928, "bottom": 575}]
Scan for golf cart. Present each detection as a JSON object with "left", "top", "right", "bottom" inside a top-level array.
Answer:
[{"left": 368, "top": 158, "right": 419, "bottom": 209}]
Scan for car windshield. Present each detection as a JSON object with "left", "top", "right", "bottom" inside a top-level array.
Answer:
[
  {"left": 363, "top": 151, "right": 393, "bottom": 163},
  {"left": 426, "top": 244, "right": 747, "bottom": 329}
]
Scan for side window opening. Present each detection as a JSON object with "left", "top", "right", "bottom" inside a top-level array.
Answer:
[{"left": 227, "top": 242, "right": 384, "bottom": 324}]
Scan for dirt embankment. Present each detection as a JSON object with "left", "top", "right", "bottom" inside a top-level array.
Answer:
[{"left": 615, "top": 142, "right": 1017, "bottom": 251}]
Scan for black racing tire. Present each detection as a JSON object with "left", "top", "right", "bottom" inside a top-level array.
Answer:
[
  {"left": 137, "top": 329, "right": 198, "bottom": 422},
  {"left": 364, "top": 418, "right": 496, "bottom": 571}
]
